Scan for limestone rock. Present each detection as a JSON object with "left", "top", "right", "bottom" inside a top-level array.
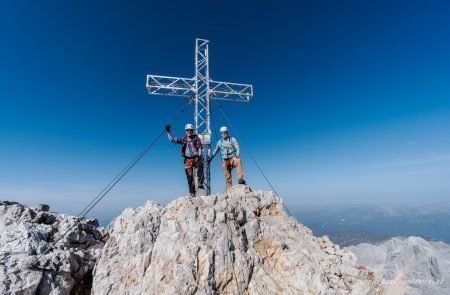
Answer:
[
  {"left": 347, "top": 236, "right": 450, "bottom": 295},
  {"left": 0, "top": 201, "right": 107, "bottom": 295},
  {"left": 92, "top": 186, "right": 381, "bottom": 294}
]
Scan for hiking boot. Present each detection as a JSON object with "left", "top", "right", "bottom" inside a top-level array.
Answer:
[
  {"left": 190, "top": 192, "right": 196, "bottom": 198},
  {"left": 238, "top": 179, "right": 246, "bottom": 185},
  {"left": 198, "top": 184, "right": 204, "bottom": 189}
]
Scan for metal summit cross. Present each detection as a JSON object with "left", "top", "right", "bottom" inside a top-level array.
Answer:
[{"left": 146, "top": 38, "right": 253, "bottom": 195}]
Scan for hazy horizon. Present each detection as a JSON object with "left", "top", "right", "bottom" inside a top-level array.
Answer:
[{"left": 1, "top": 0, "right": 449, "bottom": 217}]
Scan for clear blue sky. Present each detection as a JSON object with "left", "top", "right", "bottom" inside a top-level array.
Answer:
[{"left": 1, "top": 0, "right": 449, "bottom": 221}]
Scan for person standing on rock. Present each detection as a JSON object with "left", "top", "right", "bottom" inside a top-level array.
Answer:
[
  {"left": 166, "top": 123, "right": 204, "bottom": 197},
  {"left": 208, "top": 126, "right": 246, "bottom": 189}
]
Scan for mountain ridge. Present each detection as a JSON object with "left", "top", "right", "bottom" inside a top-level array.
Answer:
[{"left": 347, "top": 236, "right": 450, "bottom": 295}]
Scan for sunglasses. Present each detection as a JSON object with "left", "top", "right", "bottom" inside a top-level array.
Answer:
[{"left": 186, "top": 129, "right": 194, "bottom": 132}]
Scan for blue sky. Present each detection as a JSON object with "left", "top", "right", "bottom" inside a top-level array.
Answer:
[{"left": 1, "top": 0, "right": 449, "bottom": 221}]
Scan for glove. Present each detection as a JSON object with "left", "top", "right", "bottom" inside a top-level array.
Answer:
[
  {"left": 206, "top": 157, "right": 213, "bottom": 164},
  {"left": 165, "top": 125, "right": 171, "bottom": 132}
]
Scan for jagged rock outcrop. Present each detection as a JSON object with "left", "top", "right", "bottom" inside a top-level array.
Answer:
[
  {"left": 0, "top": 201, "right": 107, "bottom": 295},
  {"left": 92, "top": 186, "right": 381, "bottom": 294},
  {"left": 347, "top": 236, "right": 450, "bottom": 295}
]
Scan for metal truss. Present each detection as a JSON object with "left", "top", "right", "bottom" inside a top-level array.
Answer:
[
  {"left": 209, "top": 80, "right": 253, "bottom": 101},
  {"left": 146, "top": 76, "right": 253, "bottom": 101},
  {"left": 195, "top": 38, "right": 210, "bottom": 142},
  {"left": 146, "top": 38, "right": 253, "bottom": 195},
  {"left": 146, "top": 75, "right": 195, "bottom": 97}
]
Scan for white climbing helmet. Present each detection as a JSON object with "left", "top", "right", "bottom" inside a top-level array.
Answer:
[
  {"left": 185, "top": 123, "right": 194, "bottom": 130},
  {"left": 220, "top": 126, "right": 228, "bottom": 133}
]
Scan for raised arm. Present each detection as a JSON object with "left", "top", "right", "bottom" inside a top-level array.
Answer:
[{"left": 166, "top": 125, "right": 177, "bottom": 143}]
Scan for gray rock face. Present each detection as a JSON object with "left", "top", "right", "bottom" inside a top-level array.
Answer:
[
  {"left": 92, "top": 186, "right": 381, "bottom": 294},
  {"left": 0, "top": 201, "right": 107, "bottom": 295},
  {"left": 347, "top": 236, "right": 450, "bottom": 295}
]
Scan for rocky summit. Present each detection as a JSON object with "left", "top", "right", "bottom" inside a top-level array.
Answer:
[
  {"left": 0, "top": 187, "right": 382, "bottom": 295},
  {"left": 92, "top": 186, "right": 381, "bottom": 294},
  {"left": 0, "top": 201, "right": 107, "bottom": 295}
]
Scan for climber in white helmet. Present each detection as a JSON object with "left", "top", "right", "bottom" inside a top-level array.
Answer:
[
  {"left": 166, "top": 124, "right": 204, "bottom": 197},
  {"left": 208, "top": 126, "right": 246, "bottom": 189}
]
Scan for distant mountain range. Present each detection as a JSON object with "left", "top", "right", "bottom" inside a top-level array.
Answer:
[
  {"left": 292, "top": 205, "right": 450, "bottom": 294},
  {"left": 293, "top": 204, "right": 450, "bottom": 246}
]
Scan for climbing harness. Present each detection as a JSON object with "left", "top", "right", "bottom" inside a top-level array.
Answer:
[{"left": 218, "top": 137, "right": 237, "bottom": 159}]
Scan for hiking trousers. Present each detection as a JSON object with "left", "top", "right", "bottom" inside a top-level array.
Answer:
[
  {"left": 184, "top": 156, "right": 204, "bottom": 194},
  {"left": 222, "top": 157, "right": 244, "bottom": 189}
]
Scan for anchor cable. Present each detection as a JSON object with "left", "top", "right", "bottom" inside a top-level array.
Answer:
[{"left": 27, "top": 97, "right": 193, "bottom": 268}]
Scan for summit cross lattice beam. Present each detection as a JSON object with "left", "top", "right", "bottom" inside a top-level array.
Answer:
[{"left": 146, "top": 38, "right": 253, "bottom": 195}]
